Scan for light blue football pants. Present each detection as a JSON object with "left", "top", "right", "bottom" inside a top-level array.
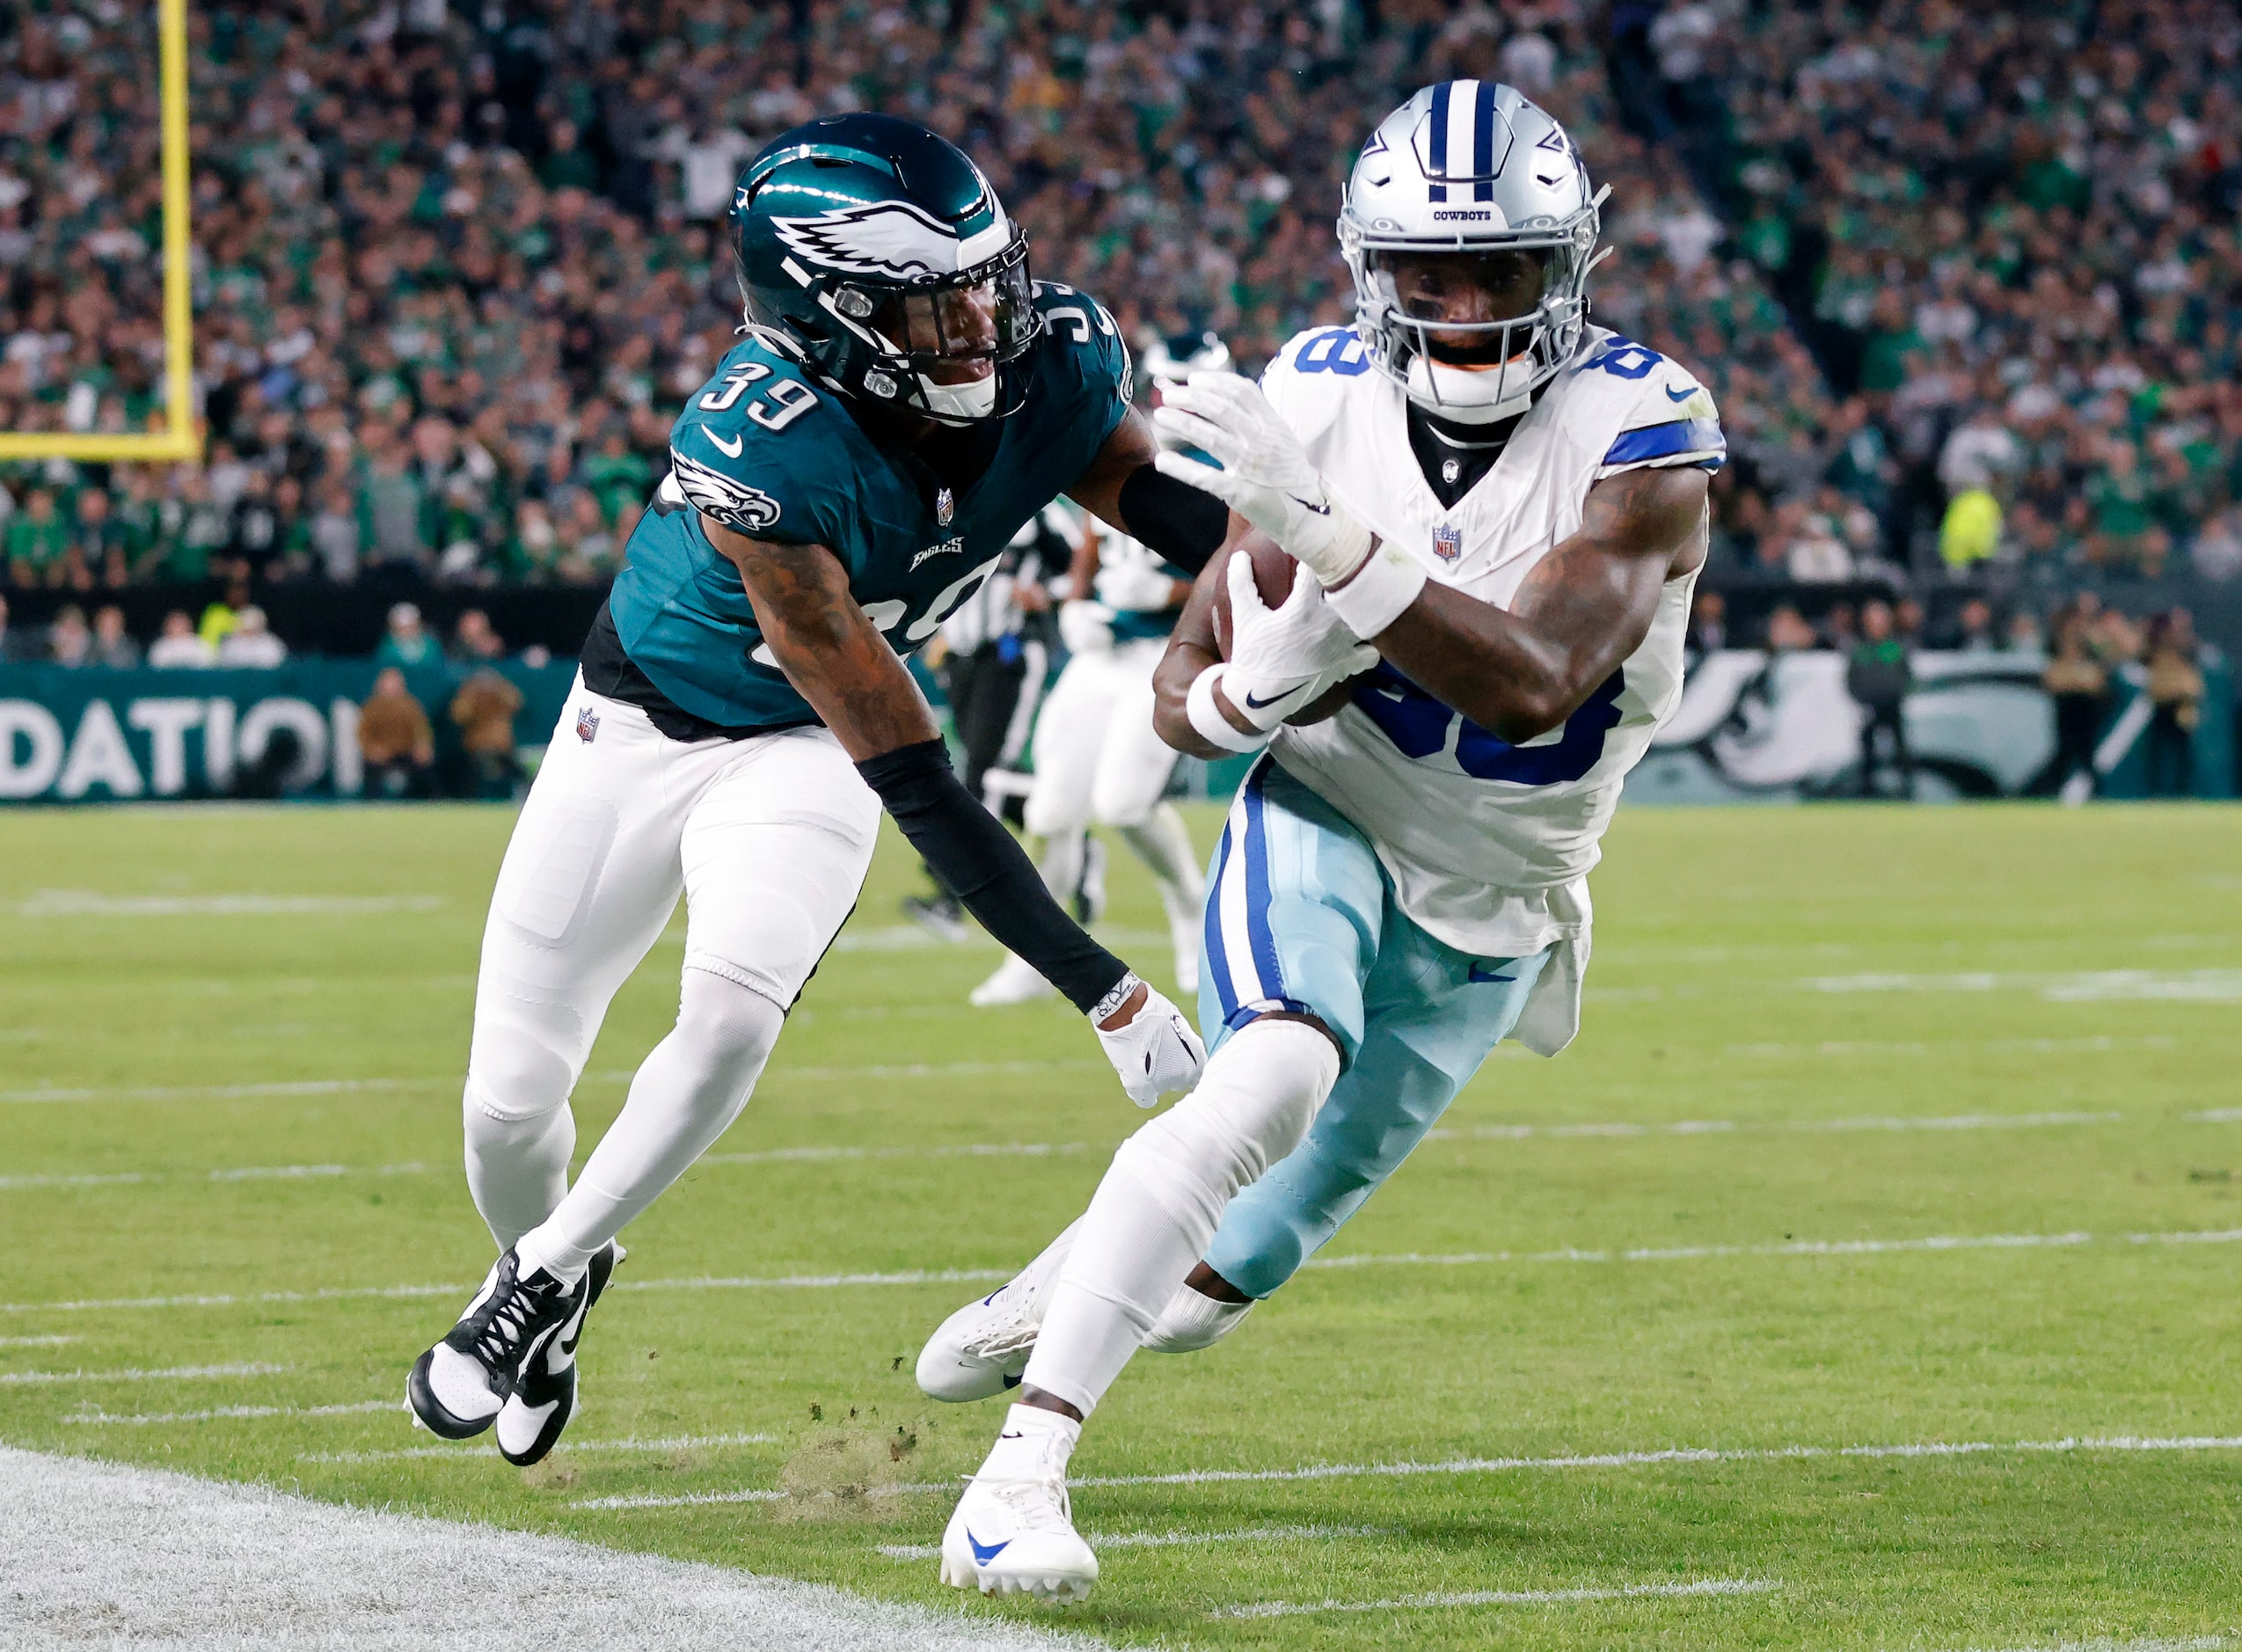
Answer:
[{"left": 1194, "top": 757, "right": 1550, "bottom": 1300}]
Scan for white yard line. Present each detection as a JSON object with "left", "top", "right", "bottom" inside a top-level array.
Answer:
[
  {"left": 0, "top": 1078, "right": 446, "bottom": 1107},
  {"left": 1805, "top": 969, "right": 2242, "bottom": 1002},
  {"left": 13, "top": 1225, "right": 2242, "bottom": 1319},
  {"left": 0, "top": 1334, "right": 77, "bottom": 1349},
  {"left": 22, "top": 1099, "right": 2236, "bottom": 1194},
  {"left": 0, "top": 1362, "right": 285, "bottom": 1386},
  {"left": 581, "top": 1432, "right": 2242, "bottom": 1509},
  {"left": 0, "top": 1445, "right": 1096, "bottom": 1652},
  {"left": 64, "top": 1400, "right": 394, "bottom": 1426},
  {"left": 1724, "top": 1035, "right": 2180, "bottom": 1057},
  {"left": 878, "top": 1524, "right": 1391, "bottom": 1560},
  {"left": 1221, "top": 1576, "right": 1778, "bottom": 1618},
  {"left": 16, "top": 891, "right": 446, "bottom": 917},
  {"left": 300, "top": 1432, "right": 778, "bottom": 1463}
]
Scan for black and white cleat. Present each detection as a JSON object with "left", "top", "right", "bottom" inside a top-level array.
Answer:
[
  {"left": 495, "top": 1240, "right": 624, "bottom": 1466},
  {"left": 405, "top": 1249, "right": 583, "bottom": 1440}
]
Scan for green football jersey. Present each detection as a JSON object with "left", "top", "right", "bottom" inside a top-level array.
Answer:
[{"left": 609, "top": 282, "right": 1131, "bottom": 732}]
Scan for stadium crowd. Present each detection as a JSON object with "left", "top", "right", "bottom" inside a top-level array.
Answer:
[{"left": 0, "top": 0, "right": 2234, "bottom": 659}]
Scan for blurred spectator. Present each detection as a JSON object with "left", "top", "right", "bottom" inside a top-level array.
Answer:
[
  {"left": 2143, "top": 609, "right": 2205, "bottom": 799},
  {"left": 376, "top": 603, "right": 441, "bottom": 669},
  {"left": 217, "top": 607, "right": 287, "bottom": 669},
  {"left": 1847, "top": 599, "right": 1913, "bottom": 798},
  {"left": 147, "top": 609, "right": 216, "bottom": 669},
  {"left": 7, "top": 489, "right": 66, "bottom": 588},
  {"left": 360, "top": 668, "right": 435, "bottom": 800},
  {"left": 0, "top": 593, "right": 18, "bottom": 662},
  {"left": 2037, "top": 607, "right": 2112, "bottom": 800},
  {"left": 451, "top": 609, "right": 507, "bottom": 664},
  {"left": 1765, "top": 603, "right": 1818, "bottom": 652},
  {"left": 47, "top": 603, "right": 89, "bottom": 667},
  {"left": 90, "top": 605, "right": 141, "bottom": 669},
  {"left": 2193, "top": 507, "right": 2242, "bottom": 583},
  {"left": 1939, "top": 488, "right": 2004, "bottom": 574},
  {"left": 71, "top": 491, "right": 128, "bottom": 589},
  {"left": 1688, "top": 588, "right": 1727, "bottom": 654},
  {"left": 198, "top": 580, "right": 252, "bottom": 652},
  {"left": 1952, "top": 597, "right": 1998, "bottom": 654},
  {"left": 450, "top": 668, "right": 525, "bottom": 800},
  {"left": 1774, "top": 498, "right": 1852, "bottom": 582},
  {"left": 307, "top": 479, "right": 361, "bottom": 585}
]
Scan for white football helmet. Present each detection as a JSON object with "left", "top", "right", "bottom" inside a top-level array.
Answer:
[{"left": 1339, "top": 80, "right": 1609, "bottom": 423}]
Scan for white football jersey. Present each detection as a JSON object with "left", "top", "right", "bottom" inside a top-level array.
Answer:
[{"left": 1261, "top": 323, "right": 1721, "bottom": 1053}]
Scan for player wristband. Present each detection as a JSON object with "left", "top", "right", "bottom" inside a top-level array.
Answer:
[
  {"left": 1187, "top": 666, "right": 1274, "bottom": 754},
  {"left": 1322, "top": 540, "right": 1426, "bottom": 640}
]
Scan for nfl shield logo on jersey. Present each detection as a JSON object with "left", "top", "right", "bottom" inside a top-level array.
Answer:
[
  {"left": 576, "top": 704, "right": 600, "bottom": 743},
  {"left": 936, "top": 486, "right": 955, "bottom": 526},
  {"left": 1433, "top": 522, "right": 1464, "bottom": 564}
]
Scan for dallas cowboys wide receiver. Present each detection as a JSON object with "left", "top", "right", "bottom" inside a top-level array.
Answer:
[
  {"left": 928, "top": 82, "right": 1724, "bottom": 1603},
  {"left": 404, "top": 113, "right": 1232, "bottom": 1466}
]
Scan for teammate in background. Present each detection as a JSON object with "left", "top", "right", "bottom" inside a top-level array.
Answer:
[
  {"left": 927, "top": 82, "right": 1724, "bottom": 1602},
  {"left": 968, "top": 392, "right": 1216, "bottom": 1001},
  {"left": 900, "top": 507, "right": 1068, "bottom": 939},
  {"left": 405, "top": 114, "right": 1236, "bottom": 1467}
]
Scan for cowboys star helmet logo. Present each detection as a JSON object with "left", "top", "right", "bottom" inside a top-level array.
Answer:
[
  {"left": 770, "top": 199, "right": 1006, "bottom": 281},
  {"left": 669, "top": 451, "right": 784, "bottom": 533}
]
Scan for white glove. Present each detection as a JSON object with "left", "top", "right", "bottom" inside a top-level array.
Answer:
[
  {"left": 1093, "top": 556, "right": 1181, "bottom": 613},
  {"left": 1093, "top": 972, "right": 1206, "bottom": 1108},
  {"left": 1057, "top": 598, "right": 1115, "bottom": 655},
  {"left": 1151, "top": 372, "right": 1375, "bottom": 587},
  {"left": 1218, "top": 553, "right": 1377, "bottom": 731}
]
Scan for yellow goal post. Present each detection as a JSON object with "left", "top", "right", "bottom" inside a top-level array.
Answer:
[{"left": 0, "top": 0, "right": 194, "bottom": 461}]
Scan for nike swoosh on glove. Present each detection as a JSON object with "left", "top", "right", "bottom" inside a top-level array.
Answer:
[
  {"left": 1094, "top": 975, "right": 1206, "bottom": 1107},
  {"left": 1150, "top": 372, "right": 1374, "bottom": 588},
  {"left": 1217, "top": 553, "right": 1377, "bottom": 732}
]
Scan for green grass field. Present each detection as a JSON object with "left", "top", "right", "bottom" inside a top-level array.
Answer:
[{"left": 3, "top": 800, "right": 2239, "bottom": 1648}]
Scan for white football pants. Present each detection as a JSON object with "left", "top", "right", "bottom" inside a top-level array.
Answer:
[
  {"left": 462, "top": 676, "right": 879, "bottom": 1260},
  {"left": 1016, "top": 638, "right": 1201, "bottom": 949}
]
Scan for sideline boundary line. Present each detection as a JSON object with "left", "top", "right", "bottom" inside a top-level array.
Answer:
[{"left": 1220, "top": 1576, "right": 1778, "bottom": 1618}]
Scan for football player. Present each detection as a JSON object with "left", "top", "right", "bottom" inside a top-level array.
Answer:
[
  {"left": 928, "top": 82, "right": 1725, "bottom": 1602},
  {"left": 405, "top": 114, "right": 1234, "bottom": 1465},
  {"left": 968, "top": 334, "right": 1233, "bottom": 1005}
]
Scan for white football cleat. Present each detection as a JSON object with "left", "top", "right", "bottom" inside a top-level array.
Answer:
[
  {"left": 917, "top": 1221, "right": 1077, "bottom": 1402},
  {"left": 405, "top": 1250, "right": 581, "bottom": 1438},
  {"left": 969, "top": 953, "right": 1055, "bottom": 1007},
  {"left": 940, "top": 1412, "right": 1098, "bottom": 1603}
]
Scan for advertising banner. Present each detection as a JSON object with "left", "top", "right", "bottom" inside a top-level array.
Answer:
[{"left": 0, "top": 662, "right": 577, "bottom": 802}]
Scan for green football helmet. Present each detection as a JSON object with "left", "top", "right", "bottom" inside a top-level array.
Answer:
[{"left": 732, "top": 113, "right": 1040, "bottom": 425}]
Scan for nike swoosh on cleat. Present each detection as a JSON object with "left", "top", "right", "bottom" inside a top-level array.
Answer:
[
  {"left": 968, "top": 1531, "right": 1011, "bottom": 1565},
  {"left": 1664, "top": 384, "right": 1697, "bottom": 402},
  {"left": 703, "top": 427, "right": 744, "bottom": 457},
  {"left": 1286, "top": 493, "right": 1331, "bottom": 515}
]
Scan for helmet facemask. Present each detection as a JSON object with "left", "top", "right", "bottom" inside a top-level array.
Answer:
[
  {"left": 743, "top": 229, "right": 1039, "bottom": 425},
  {"left": 1340, "top": 186, "right": 1609, "bottom": 425}
]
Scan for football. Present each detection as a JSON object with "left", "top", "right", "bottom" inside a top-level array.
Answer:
[{"left": 1209, "top": 536, "right": 1368, "bottom": 726}]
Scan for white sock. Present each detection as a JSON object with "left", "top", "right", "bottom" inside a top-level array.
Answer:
[
  {"left": 1118, "top": 804, "right": 1204, "bottom": 919},
  {"left": 1143, "top": 1284, "right": 1253, "bottom": 1354},
  {"left": 977, "top": 1402, "right": 1081, "bottom": 1482},
  {"left": 1022, "top": 1020, "right": 1339, "bottom": 1415},
  {"left": 515, "top": 969, "right": 783, "bottom": 1283}
]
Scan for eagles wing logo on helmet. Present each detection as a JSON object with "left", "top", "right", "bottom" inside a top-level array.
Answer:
[
  {"left": 669, "top": 451, "right": 783, "bottom": 533},
  {"left": 771, "top": 200, "right": 994, "bottom": 281}
]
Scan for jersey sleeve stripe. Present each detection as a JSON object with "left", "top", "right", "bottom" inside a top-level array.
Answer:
[{"left": 1602, "top": 418, "right": 1726, "bottom": 468}]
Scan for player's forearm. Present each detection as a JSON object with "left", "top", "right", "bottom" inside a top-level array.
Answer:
[
  {"left": 1372, "top": 584, "right": 1610, "bottom": 745},
  {"left": 1152, "top": 640, "right": 1233, "bottom": 759}
]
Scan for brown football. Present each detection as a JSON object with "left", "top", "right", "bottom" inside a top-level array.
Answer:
[{"left": 1209, "top": 537, "right": 1365, "bottom": 726}]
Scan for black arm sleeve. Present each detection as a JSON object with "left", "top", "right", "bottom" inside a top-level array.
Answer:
[
  {"left": 1116, "top": 462, "right": 1229, "bottom": 575},
  {"left": 856, "top": 740, "right": 1128, "bottom": 1013}
]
